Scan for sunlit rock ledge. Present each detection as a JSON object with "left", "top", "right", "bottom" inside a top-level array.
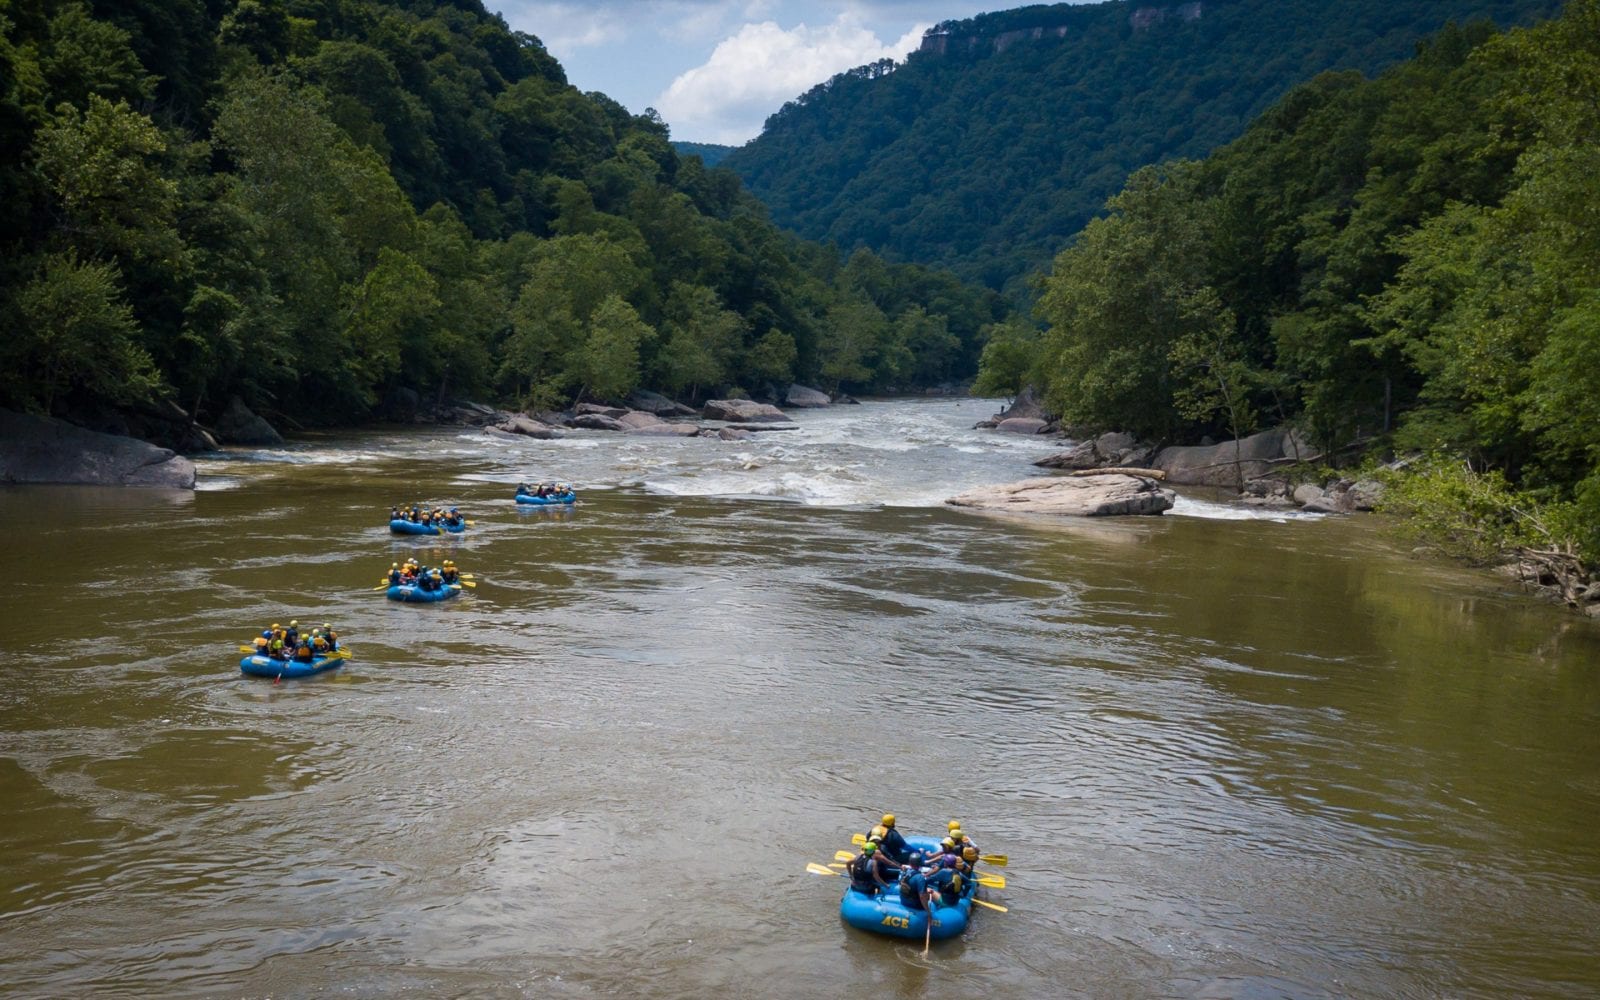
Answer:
[{"left": 946, "top": 473, "right": 1175, "bottom": 517}]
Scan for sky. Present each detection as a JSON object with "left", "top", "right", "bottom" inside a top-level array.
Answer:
[{"left": 492, "top": 1, "right": 1021, "bottom": 146}]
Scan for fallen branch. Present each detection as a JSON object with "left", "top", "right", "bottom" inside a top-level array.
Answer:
[{"left": 1068, "top": 467, "right": 1167, "bottom": 480}]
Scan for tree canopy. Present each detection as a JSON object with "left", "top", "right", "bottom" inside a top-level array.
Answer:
[
  {"left": 0, "top": 0, "right": 1004, "bottom": 435},
  {"left": 721, "top": 0, "right": 1562, "bottom": 299}
]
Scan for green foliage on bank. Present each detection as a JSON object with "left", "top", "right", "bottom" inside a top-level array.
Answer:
[
  {"left": 721, "top": 0, "right": 1561, "bottom": 298},
  {"left": 1012, "top": 2, "right": 1600, "bottom": 564},
  {"left": 0, "top": 0, "right": 1005, "bottom": 431}
]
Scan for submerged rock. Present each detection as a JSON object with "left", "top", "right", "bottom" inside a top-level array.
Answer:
[
  {"left": 947, "top": 474, "right": 1174, "bottom": 517},
  {"left": 0, "top": 409, "right": 196, "bottom": 488}
]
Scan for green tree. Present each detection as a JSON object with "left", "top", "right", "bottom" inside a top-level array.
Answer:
[{"left": 4, "top": 252, "right": 162, "bottom": 414}]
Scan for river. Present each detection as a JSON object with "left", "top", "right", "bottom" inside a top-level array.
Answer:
[{"left": 2, "top": 398, "right": 1597, "bottom": 998}]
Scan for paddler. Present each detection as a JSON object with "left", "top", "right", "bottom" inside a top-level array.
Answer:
[{"left": 873, "top": 813, "right": 910, "bottom": 864}]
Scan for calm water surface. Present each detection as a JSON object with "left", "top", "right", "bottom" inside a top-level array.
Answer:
[{"left": 2, "top": 399, "right": 1597, "bottom": 998}]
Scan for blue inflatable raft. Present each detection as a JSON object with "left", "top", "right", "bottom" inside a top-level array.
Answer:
[
  {"left": 513, "top": 491, "right": 576, "bottom": 506},
  {"left": 839, "top": 835, "right": 975, "bottom": 942},
  {"left": 240, "top": 650, "right": 347, "bottom": 679},
  {"left": 386, "top": 582, "right": 461, "bottom": 602},
  {"left": 389, "top": 519, "right": 466, "bottom": 535}
]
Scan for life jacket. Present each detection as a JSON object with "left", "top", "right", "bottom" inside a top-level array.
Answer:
[
  {"left": 313, "top": 636, "right": 329, "bottom": 652},
  {"left": 294, "top": 643, "right": 313, "bottom": 662}
]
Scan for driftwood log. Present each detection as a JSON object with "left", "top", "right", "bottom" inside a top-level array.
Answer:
[{"left": 1067, "top": 467, "right": 1167, "bottom": 480}]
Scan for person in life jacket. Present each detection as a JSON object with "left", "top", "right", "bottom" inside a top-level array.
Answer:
[
  {"left": 427, "top": 567, "right": 444, "bottom": 591},
  {"left": 312, "top": 632, "right": 329, "bottom": 654},
  {"left": 865, "top": 836, "right": 901, "bottom": 891},
  {"left": 875, "top": 813, "right": 910, "bottom": 864},
  {"left": 440, "top": 561, "right": 459, "bottom": 585},
  {"left": 285, "top": 620, "right": 300, "bottom": 645},
  {"left": 389, "top": 563, "right": 403, "bottom": 586},
  {"left": 293, "top": 639, "right": 314, "bottom": 662},
  {"left": 897, "top": 852, "right": 935, "bottom": 912},
  {"left": 390, "top": 506, "right": 400, "bottom": 520},
  {"left": 268, "top": 635, "right": 286, "bottom": 660},
  {"left": 926, "top": 855, "right": 964, "bottom": 906},
  {"left": 847, "top": 842, "right": 882, "bottom": 895},
  {"left": 948, "top": 821, "right": 979, "bottom": 858},
  {"left": 252, "top": 636, "right": 268, "bottom": 654},
  {"left": 322, "top": 623, "right": 338, "bottom": 651},
  {"left": 959, "top": 845, "right": 979, "bottom": 881}
]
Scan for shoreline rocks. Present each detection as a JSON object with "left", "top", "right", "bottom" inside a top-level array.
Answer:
[
  {"left": 947, "top": 474, "right": 1175, "bottom": 517},
  {"left": 0, "top": 409, "right": 196, "bottom": 489}
]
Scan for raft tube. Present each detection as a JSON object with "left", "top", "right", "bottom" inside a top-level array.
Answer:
[
  {"left": 240, "top": 651, "right": 347, "bottom": 679},
  {"left": 838, "top": 834, "right": 975, "bottom": 942},
  {"left": 513, "top": 492, "right": 576, "bottom": 506},
  {"left": 386, "top": 582, "right": 461, "bottom": 602},
  {"left": 389, "top": 519, "right": 466, "bottom": 535}
]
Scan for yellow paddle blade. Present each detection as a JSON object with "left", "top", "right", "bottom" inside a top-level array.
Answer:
[
  {"left": 805, "top": 863, "right": 840, "bottom": 877},
  {"left": 834, "top": 850, "right": 856, "bottom": 862},
  {"left": 458, "top": 580, "right": 476, "bottom": 587},
  {"left": 827, "top": 862, "right": 847, "bottom": 869},
  {"left": 238, "top": 645, "right": 257, "bottom": 653},
  {"left": 976, "top": 874, "right": 1006, "bottom": 889},
  {"left": 372, "top": 584, "right": 389, "bottom": 591},
  {"left": 973, "top": 898, "right": 1008, "bottom": 913},
  {"left": 980, "top": 854, "right": 1008, "bottom": 867},
  {"left": 851, "top": 833, "right": 866, "bottom": 846}
]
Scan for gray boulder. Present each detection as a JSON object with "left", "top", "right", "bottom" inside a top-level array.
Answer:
[
  {"left": 616, "top": 410, "right": 664, "bottom": 429},
  {"left": 492, "top": 415, "right": 561, "bottom": 439},
  {"left": 947, "top": 474, "right": 1175, "bottom": 517},
  {"left": 996, "top": 417, "right": 1049, "bottom": 435},
  {"left": 703, "top": 399, "right": 793, "bottom": 424},
  {"left": 570, "top": 413, "right": 626, "bottom": 432},
  {"left": 785, "top": 384, "right": 831, "bottom": 408},
  {"left": 628, "top": 390, "right": 698, "bottom": 417},
  {"left": 576, "top": 402, "right": 629, "bottom": 419},
  {"left": 1035, "top": 430, "right": 1152, "bottom": 470},
  {"left": 214, "top": 396, "right": 283, "bottom": 446},
  {"left": 1151, "top": 427, "right": 1310, "bottom": 487},
  {"left": 0, "top": 409, "right": 196, "bottom": 488},
  {"left": 1293, "top": 484, "right": 1326, "bottom": 506},
  {"left": 716, "top": 427, "right": 754, "bottom": 441}
]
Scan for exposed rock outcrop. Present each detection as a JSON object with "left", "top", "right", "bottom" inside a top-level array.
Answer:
[
  {"left": 628, "top": 390, "right": 698, "bottom": 417},
  {"left": 996, "top": 417, "right": 1049, "bottom": 435},
  {"left": 785, "top": 384, "right": 831, "bottom": 408},
  {"left": 569, "top": 413, "right": 627, "bottom": 432},
  {"left": 1150, "top": 427, "right": 1310, "bottom": 487},
  {"left": 490, "top": 415, "right": 561, "bottom": 439},
  {"left": 1035, "top": 431, "right": 1152, "bottom": 470},
  {"left": 0, "top": 410, "right": 196, "bottom": 488},
  {"left": 214, "top": 396, "right": 283, "bottom": 446},
  {"left": 947, "top": 474, "right": 1175, "bottom": 517},
  {"left": 702, "top": 399, "right": 794, "bottom": 424},
  {"left": 628, "top": 423, "right": 701, "bottom": 437}
]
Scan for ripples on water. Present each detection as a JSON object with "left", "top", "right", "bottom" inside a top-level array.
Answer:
[{"left": 3, "top": 400, "right": 1599, "bottom": 998}]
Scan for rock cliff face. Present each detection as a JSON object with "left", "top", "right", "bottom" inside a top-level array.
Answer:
[
  {"left": 921, "top": 2, "right": 1203, "bottom": 55},
  {"left": 0, "top": 410, "right": 196, "bottom": 488}
]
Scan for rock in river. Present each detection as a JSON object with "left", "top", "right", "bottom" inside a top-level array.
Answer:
[
  {"left": 947, "top": 474, "right": 1175, "bottom": 517},
  {"left": 1, "top": 409, "right": 196, "bottom": 488},
  {"left": 702, "top": 399, "right": 794, "bottom": 424}
]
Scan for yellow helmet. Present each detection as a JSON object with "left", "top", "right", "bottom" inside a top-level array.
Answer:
[
  {"left": 941, "top": 837, "right": 956, "bottom": 848},
  {"left": 870, "top": 825, "right": 887, "bottom": 841},
  {"left": 950, "top": 828, "right": 964, "bottom": 840},
  {"left": 948, "top": 820, "right": 961, "bottom": 831},
  {"left": 881, "top": 813, "right": 895, "bottom": 827},
  {"left": 271, "top": 623, "right": 280, "bottom": 630}
]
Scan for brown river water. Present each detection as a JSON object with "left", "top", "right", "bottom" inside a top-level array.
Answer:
[{"left": 2, "top": 400, "right": 1597, "bottom": 998}]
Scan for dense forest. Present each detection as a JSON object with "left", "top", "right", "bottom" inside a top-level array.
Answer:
[
  {"left": 983, "top": 1, "right": 1600, "bottom": 567},
  {"left": 671, "top": 141, "right": 733, "bottom": 168},
  {"left": 0, "top": 0, "right": 1006, "bottom": 439},
  {"left": 721, "top": 0, "right": 1563, "bottom": 297}
]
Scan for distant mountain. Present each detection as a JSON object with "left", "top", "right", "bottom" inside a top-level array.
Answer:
[
  {"left": 672, "top": 141, "right": 736, "bottom": 167},
  {"left": 721, "top": 0, "right": 1565, "bottom": 296}
]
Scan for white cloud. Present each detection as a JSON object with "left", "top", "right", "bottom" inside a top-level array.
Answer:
[
  {"left": 655, "top": 12, "right": 930, "bottom": 145},
  {"left": 504, "top": 2, "right": 631, "bottom": 53}
]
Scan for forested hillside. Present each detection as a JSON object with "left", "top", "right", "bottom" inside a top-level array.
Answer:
[
  {"left": 721, "top": 0, "right": 1563, "bottom": 296},
  {"left": 1000, "top": 1, "right": 1600, "bottom": 564},
  {"left": 672, "top": 142, "right": 734, "bottom": 168},
  {"left": 0, "top": 0, "right": 1004, "bottom": 438}
]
